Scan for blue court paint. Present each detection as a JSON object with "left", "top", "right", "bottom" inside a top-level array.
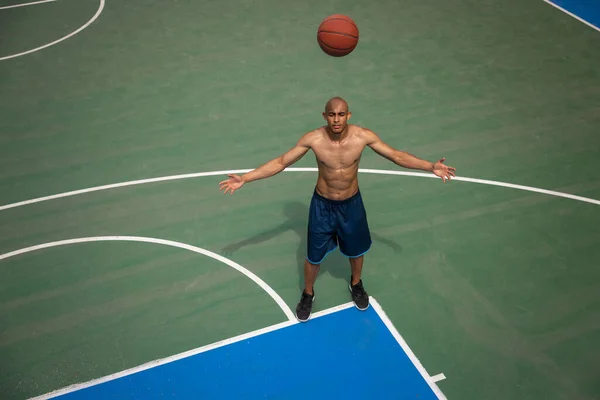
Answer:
[
  {"left": 547, "top": 0, "right": 600, "bottom": 30},
  {"left": 50, "top": 305, "right": 443, "bottom": 399}
]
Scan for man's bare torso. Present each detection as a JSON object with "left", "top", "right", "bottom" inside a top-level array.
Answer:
[{"left": 308, "top": 124, "right": 367, "bottom": 201}]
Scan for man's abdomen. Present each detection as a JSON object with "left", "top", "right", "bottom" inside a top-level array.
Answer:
[{"left": 315, "top": 166, "right": 360, "bottom": 201}]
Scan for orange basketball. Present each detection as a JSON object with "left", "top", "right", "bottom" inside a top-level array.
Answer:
[{"left": 317, "top": 14, "right": 359, "bottom": 57}]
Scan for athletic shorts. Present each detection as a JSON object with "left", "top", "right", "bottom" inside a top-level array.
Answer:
[{"left": 306, "top": 188, "right": 372, "bottom": 264}]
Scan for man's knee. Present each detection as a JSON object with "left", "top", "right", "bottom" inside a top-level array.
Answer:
[
  {"left": 348, "top": 254, "right": 364, "bottom": 264},
  {"left": 305, "top": 258, "right": 320, "bottom": 267}
]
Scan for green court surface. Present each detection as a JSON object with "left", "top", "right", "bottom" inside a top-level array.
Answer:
[{"left": 1, "top": 0, "right": 599, "bottom": 399}]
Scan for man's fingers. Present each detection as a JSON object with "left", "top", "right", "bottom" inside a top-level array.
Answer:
[{"left": 220, "top": 184, "right": 241, "bottom": 195}]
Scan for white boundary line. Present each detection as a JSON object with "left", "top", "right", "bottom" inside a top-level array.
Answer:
[
  {"left": 543, "top": 0, "right": 600, "bottom": 33},
  {"left": 0, "top": 236, "right": 296, "bottom": 322},
  {"left": 30, "top": 302, "right": 357, "bottom": 399},
  {"left": 0, "top": 0, "right": 105, "bottom": 61},
  {"left": 29, "top": 299, "right": 446, "bottom": 400},
  {"left": 0, "top": 0, "right": 58, "bottom": 10},
  {"left": 30, "top": 318, "right": 298, "bottom": 399},
  {"left": 370, "top": 298, "right": 447, "bottom": 399},
  {"left": 1, "top": 167, "right": 598, "bottom": 213}
]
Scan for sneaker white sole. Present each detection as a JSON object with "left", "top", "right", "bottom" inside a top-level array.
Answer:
[{"left": 295, "top": 294, "right": 315, "bottom": 323}]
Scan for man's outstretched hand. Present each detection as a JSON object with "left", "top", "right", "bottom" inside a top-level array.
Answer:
[
  {"left": 432, "top": 157, "right": 456, "bottom": 183},
  {"left": 219, "top": 174, "right": 245, "bottom": 195}
]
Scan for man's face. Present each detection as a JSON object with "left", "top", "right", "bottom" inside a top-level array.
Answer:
[{"left": 323, "top": 101, "right": 351, "bottom": 134}]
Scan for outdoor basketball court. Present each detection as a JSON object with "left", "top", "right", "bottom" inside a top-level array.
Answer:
[{"left": 1, "top": 0, "right": 599, "bottom": 399}]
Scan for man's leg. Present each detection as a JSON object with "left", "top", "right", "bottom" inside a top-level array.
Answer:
[
  {"left": 349, "top": 254, "right": 364, "bottom": 286},
  {"left": 296, "top": 257, "right": 326, "bottom": 322},
  {"left": 304, "top": 258, "right": 320, "bottom": 296},
  {"left": 296, "top": 191, "right": 336, "bottom": 322},
  {"left": 348, "top": 254, "right": 369, "bottom": 310},
  {"left": 337, "top": 191, "right": 371, "bottom": 310}
]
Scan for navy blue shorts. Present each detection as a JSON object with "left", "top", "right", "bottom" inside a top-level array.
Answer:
[{"left": 306, "top": 188, "right": 372, "bottom": 264}]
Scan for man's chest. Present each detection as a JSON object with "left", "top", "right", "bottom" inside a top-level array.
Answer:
[{"left": 312, "top": 141, "right": 365, "bottom": 168}]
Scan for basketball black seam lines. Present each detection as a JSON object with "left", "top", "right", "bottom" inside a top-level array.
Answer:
[
  {"left": 322, "top": 17, "right": 359, "bottom": 32},
  {"left": 317, "top": 37, "right": 356, "bottom": 51},
  {"left": 318, "top": 30, "right": 358, "bottom": 39}
]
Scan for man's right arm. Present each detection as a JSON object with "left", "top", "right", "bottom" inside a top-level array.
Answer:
[{"left": 241, "top": 132, "right": 314, "bottom": 184}]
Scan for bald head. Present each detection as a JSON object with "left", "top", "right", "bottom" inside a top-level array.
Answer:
[
  {"left": 323, "top": 96, "right": 351, "bottom": 135},
  {"left": 325, "top": 97, "right": 349, "bottom": 113}
]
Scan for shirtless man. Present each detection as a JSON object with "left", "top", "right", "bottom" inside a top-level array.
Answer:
[{"left": 219, "top": 97, "right": 456, "bottom": 322}]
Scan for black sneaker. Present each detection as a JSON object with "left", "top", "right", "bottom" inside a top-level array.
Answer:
[
  {"left": 296, "top": 290, "right": 315, "bottom": 322},
  {"left": 349, "top": 279, "right": 369, "bottom": 310}
]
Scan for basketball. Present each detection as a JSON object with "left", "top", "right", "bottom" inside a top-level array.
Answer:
[{"left": 317, "top": 14, "right": 359, "bottom": 57}]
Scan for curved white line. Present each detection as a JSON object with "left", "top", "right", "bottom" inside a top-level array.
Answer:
[
  {"left": 0, "top": 0, "right": 105, "bottom": 61},
  {"left": 0, "top": 236, "right": 296, "bottom": 322},
  {"left": 0, "top": 168, "right": 598, "bottom": 212}
]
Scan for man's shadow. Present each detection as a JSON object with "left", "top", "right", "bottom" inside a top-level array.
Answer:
[{"left": 221, "top": 201, "right": 402, "bottom": 292}]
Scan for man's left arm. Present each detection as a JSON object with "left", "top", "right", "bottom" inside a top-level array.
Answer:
[{"left": 362, "top": 128, "right": 456, "bottom": 181}]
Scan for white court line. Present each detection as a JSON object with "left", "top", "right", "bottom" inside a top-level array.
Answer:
[
  {"left": 28, "top": 299, "right": 446, "bottom": 400},
  {"left": 0, "top": 0, "right": 57, "bottom": 10},
  {"left": 371, "top": 298, "right": 447, "bottom": 399},
  {"left": 29, "top": 319, "right": 299, "bottom": 399},
  {"left": 0, "top": 0, "right": 105, "bottom": 61},
  {"left": 432, "top": 373, "right": 447, "bottom": 383},
  {"left": 29, "top": 301, "right": 357, "bottom": 400},
  {"left": 0, "top": 167, "right": 598, "bottom": 213},
  {"left": 543, "top": 0, "right": 600, "bottom": 33},
  {"left": 0, "top": 236, "right": 296, "bottom": 322}
]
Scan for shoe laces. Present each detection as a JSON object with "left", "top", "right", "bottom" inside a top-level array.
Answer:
[
  {"left": 298, "top": 291, "right": 313, "bottom": 310},
  {"left": 352, "top": 281, "right": 367, "bottom": 297}
]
